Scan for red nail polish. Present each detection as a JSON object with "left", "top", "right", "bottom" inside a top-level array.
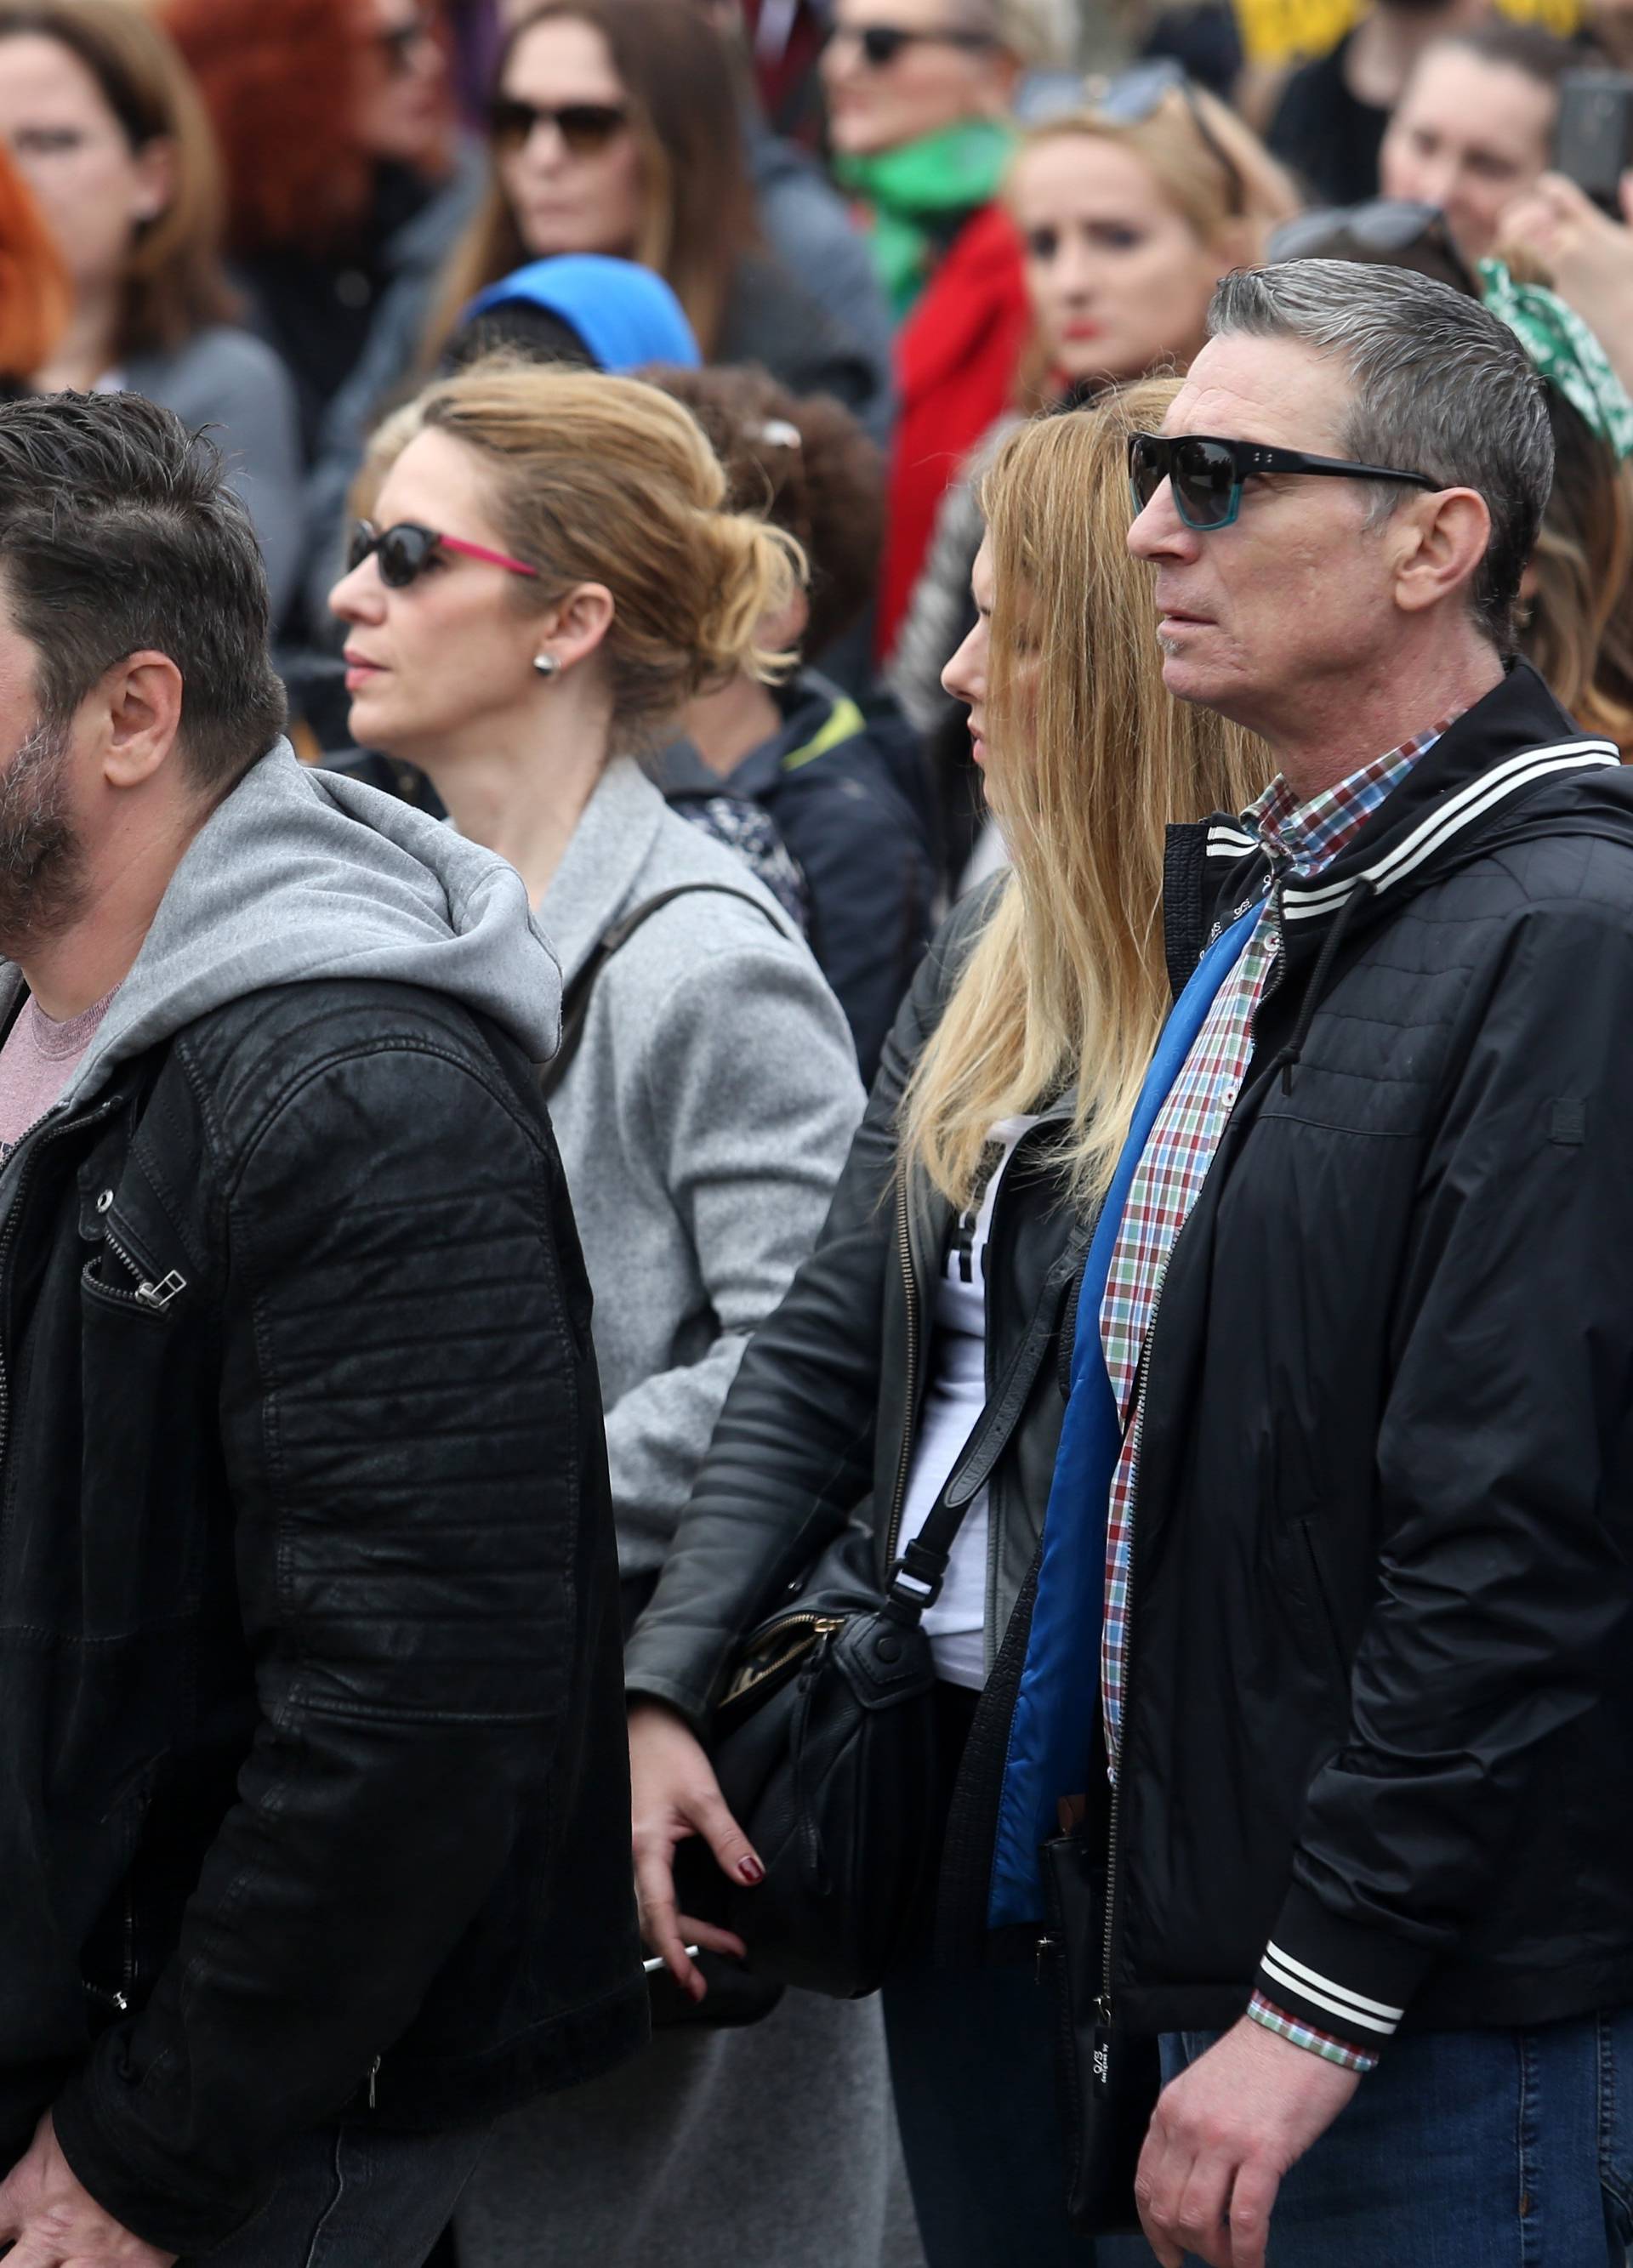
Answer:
[{"left": 737, "top": 1855, "right": 765, "bottom": 1884}]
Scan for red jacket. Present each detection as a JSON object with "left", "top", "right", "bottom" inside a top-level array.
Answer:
[{"left": 877, "top": 202, "right": 1030, "bottom": 660}]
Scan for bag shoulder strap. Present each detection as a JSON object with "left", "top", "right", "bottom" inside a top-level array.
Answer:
[
  {"left": 539, "top": 883, "right": 785, "bottom": 1101},
  {"left": 885, "top": 1214, "right": 1096, "bottom": 1625}
]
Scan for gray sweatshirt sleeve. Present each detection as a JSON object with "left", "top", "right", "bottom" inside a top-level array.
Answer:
[{"left": 607, "top": 941, "right": 864, "bottom": 1577}]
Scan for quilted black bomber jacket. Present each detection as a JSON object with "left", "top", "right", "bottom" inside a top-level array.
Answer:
[{"left": 0, "top": 978, "right": 646, "bottom": 2254}]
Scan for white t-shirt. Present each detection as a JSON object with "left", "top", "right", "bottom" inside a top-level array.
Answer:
[{"left": 892, "top": 1115, "right": 1040, "bottom": 1689}]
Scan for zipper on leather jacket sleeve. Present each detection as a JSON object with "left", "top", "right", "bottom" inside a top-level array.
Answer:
[{"left": 881, "top": 1176, "right": 924, "bottom": 1571}]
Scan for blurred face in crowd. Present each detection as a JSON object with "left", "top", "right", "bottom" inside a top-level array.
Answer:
[
  {"left": 1127, "top": 332, "right": 1423, "bottom": 741},
  {"left": 354, "top": 0, "right": 448, "bottom": 170},
  {"left": 1380, "top": 46, "right": 1556, "bottom": 259},
  {"left": 942, "top": 535, "right": 1042, "bottom": 814},
  {"left": 0, "top": 34, "right": 172, "bottom": 296},
  {"left": 942, "top": 537, "right": 994, "bottom": 773},
  {"left": 1012, "top": 133, "right": 1223, "bottom": 386},
  {"left": 496, "top": 16, "right": 646, "bottom": 260},
  {"left": 329, "top": 429, "right": 555, "bottom": 771},
  {"left": 822, "top": 0, "right": 1017, "bottom": 159}
]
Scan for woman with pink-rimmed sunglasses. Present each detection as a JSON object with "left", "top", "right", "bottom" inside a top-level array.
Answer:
[{"left": 328, "top": 355, "right": 905, "bottom": 2268}]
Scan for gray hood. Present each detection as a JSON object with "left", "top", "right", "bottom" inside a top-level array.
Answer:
[{"left": 3, "top": 742, "right": 560, "bottom": 1117}]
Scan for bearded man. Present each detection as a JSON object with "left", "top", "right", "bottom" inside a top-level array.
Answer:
[{"left": 0, "top": 390, "right": 644, "bottom": 2268}]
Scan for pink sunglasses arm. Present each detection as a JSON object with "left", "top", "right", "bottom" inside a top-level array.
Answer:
[{"left": 438, "top": 534, "right": 539, "bottom": 579}]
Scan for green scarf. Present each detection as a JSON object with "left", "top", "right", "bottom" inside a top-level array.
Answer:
[
  {"left": 834, "top": 118, "right": 1016, "bottom": 321},
  {"left": 1477, "top": 257, "right": 1633, "bottom": 464}
]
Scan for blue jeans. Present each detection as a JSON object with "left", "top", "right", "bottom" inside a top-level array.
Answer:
[
  {"left": 184, "top": 2122, "right": 490, "bottom": 2268},
  {"left": 1161, "top": 2012, "right": 1633, "bottom": 2266}
]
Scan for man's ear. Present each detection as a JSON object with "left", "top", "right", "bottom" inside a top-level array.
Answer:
[
  {"left": 99, "top": 652, "right": 185, "bottom": 789},
  {"left": 1390, "top": 488, "right": 1493, "bottom": 618}
]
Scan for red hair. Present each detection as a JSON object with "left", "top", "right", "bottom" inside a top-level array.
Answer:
[
  {"left": 0, "top": 141, "right": 67, "bottom": 377},
  {"left": 161, "top": 0, "right": 376, "bottom": 256}
]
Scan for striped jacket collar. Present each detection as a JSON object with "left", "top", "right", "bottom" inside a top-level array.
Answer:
[{"left": 1187, "top": 662, "right": 1624, "bottom": 966}]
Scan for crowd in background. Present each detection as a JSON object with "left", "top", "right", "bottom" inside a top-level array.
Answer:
[
  {"left": 0, "top": 2, "right": 1630, "bottom": 2265},
  {"left": 0, "top": 0, "right": 1624, "bottom": 850}
]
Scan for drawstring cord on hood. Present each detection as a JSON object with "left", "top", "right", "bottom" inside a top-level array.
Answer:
[{"left": 1277, "top": 878, "right": 1376, "bottom": 1094}]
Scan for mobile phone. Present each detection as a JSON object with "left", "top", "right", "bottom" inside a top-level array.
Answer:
[{"left": 1556, "top": 71, "right": 1633, "bottom": 215}]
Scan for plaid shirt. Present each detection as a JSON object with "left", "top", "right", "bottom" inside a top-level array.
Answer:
[{"left": 1095, "top": 723, "right": 1450, "bottom": 2072}]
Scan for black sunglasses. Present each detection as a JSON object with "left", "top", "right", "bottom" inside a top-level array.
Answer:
[
  {"left": 347, "top": 520, "right": 540, "bottom": 588},
  {"left": 488, "top": 94, "right": 629, "bottom": 156},
  {"left": 828, "top": 21, "right": 998, "bottom": 66},
  {"left": 1128, "top": 432, "right": 1437, "bottom": 532},
  {"left": 1093, "top": 60, "right": 1245, "bottom": 219}
]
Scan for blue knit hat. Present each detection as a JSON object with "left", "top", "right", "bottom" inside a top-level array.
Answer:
[{"left": 461, "top": 254, "right": 701, "bottom": 372}]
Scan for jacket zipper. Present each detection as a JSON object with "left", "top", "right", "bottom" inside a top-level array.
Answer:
[
  {"left": 881, "top": 1177, "right": 924, "bottom": 1572},
  {"left": 98, "top": 1217, "right": 187, "bottom": 1313},
  {"left": 1097, "top": 884, "right": 1288, "bottom": 2017},
  {"left": 1096, "top": 1246, "right": 1169, "bottom": 2023},
  {"left": 0, "top": 1099, "right": 124, "bottom": 1483},
  {"left": 1056, "top": 1251, "right": 1086, "bottom": 1400}
]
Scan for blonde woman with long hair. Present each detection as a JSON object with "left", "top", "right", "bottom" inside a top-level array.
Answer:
[
  {"left": 626, "top": 384, "right": 1272, "bottom": 2268},
  {"left": 890, "top": 72, "right": 1296, "bottom": 864}
]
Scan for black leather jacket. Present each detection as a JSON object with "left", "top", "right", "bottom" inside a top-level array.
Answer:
[
  {"left": 3, "top": 979, "right": 646, "bottom": 2254},
  {"left": 625, "top": 887, "right": 1090, "bottom": 1951}
]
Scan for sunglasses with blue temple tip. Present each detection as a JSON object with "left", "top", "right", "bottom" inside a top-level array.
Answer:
[{"left": 1128, "top": 432, "right": 1437, "bottom": 531}]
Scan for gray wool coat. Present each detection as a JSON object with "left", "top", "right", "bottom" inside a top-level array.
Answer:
[
  {"left": 457, "top": 770, "right": 923, "bottom": 2268},
  {"left": 538, "top": 756, "right": 864, "bottom": 1580}
]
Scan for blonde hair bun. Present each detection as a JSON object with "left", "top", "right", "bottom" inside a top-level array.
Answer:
[{"left": 360, "top": 357, "right": 808, "bottom": 745}]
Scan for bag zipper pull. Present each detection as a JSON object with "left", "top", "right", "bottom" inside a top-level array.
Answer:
[{"left": 367, "top": 2055, "right": 381, "bottom": 2109}]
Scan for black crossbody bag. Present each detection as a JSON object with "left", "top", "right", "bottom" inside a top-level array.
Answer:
[
  {"left": 688, "top": 1225, "right": 1092, "bottom": 2001},
  {"left": 539, "top": 882, "right": 783, "bottom": 1103}
]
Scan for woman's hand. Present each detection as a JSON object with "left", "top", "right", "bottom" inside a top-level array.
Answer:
[
  {"left": 1498, "top": 171, "right": 1633, "bottom": 392},
  {"left": 629, "top": 1700, "right": 765, "bottom": 2001}
]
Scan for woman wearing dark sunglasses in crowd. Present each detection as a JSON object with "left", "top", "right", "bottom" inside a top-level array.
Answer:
[
  {"left": 624, "top": 385, "right": 1272, "bottom": 2268},
  {"left": 328, "top": 361, "right": 919, "bottom": 2268},
  {"left": 424, "top": 0, "right": 888, "bottom": 441},
  {"left": 890, "top": 67, "right": 1295, "bottom": 884},
  {"left": 822, "top": 0, "right": 1067, "bottom": 658},
  {"left": 163, "top": 0, "right": 479, "bottom": 469}
]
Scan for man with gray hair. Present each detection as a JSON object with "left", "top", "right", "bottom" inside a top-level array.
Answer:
[{"left": 1073, "top": 258, "right": 1633, "bottom": 2265}]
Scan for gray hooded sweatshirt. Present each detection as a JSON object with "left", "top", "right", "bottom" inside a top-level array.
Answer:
[{"left": 2, "top": 741, "right": 561, "bottom": 1137}]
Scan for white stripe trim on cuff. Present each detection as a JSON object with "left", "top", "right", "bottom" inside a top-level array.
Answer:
[
  {"left": 1260, "top": 1958, "right": 1396, "bottom": 2036},
  {"left": 1262, "top": 1942, "right": 1404, "bottom": 2026}
]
